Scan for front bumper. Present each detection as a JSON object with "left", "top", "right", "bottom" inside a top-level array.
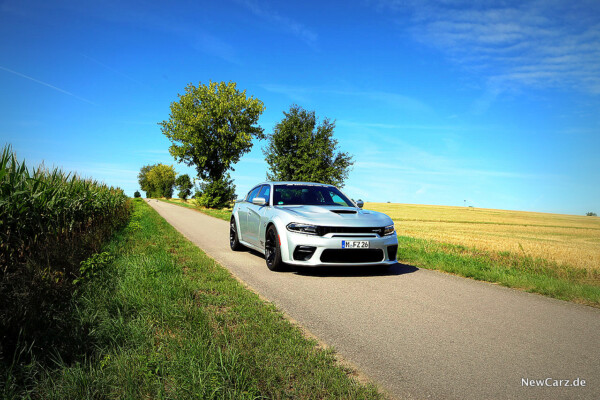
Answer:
[{"left": 282, "top": 231, "right": 399, "bottom": 267}]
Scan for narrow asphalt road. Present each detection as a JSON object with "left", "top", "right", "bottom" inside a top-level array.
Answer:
[{"left": 147, "top": 200, "right": 600, "bottom": 400}]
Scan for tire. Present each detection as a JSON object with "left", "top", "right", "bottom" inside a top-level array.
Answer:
[
  {"left": 230, "top": 217, "right": 244, "bottom": 251},
  {"left": 265, "top": 225, "right": 285, "bottom": 271}
]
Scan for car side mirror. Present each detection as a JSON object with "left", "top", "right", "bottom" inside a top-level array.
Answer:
[
  {"left": 356, "top": 199, "right": 364, "bottom": 209},
  {"left": 252, "top": 197, "right": 267, "bottom": 206}
]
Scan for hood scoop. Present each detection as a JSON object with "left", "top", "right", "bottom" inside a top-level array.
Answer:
[{"left": 330, "top": 209, "right": 358, "bottom": 214}]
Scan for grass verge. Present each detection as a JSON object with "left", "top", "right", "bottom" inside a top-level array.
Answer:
[
  {"left": 158, "top": 198, "right": 232, "bottom": 221},
  {"left": 11, "top": 198, "right": 382, "bottom": 399},
  {"left": 398, "top": 236, "right": 600, "bottom": 307}
]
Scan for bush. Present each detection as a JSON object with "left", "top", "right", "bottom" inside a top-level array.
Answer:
[
  {"left": 196, "top": 176, "right": 236, "bottom": 208},
  {"left": 134, "top": 190, "right": 141, "bottom": 198},
  {"left": 586, "top": 212, "right": 597, "bottom": 217}
]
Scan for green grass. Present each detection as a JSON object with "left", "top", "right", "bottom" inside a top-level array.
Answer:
[
  {"left": 398, "top": 236, "right": 600, "bottom": 307},
  {"left": 158, "top": 198, "right": 232, "bottom": 221},
  {"left": 8, "top": 198, "right": 383, "bottom": 399}
]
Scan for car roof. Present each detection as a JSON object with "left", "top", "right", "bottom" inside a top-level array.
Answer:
[{"left": 255, "top": 181, "right": 335, "bottom": 187}]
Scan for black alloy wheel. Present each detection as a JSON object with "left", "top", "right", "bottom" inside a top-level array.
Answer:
[
  {"left": 265, "top": 225, "right": 284, "bottom": 271},
  {"left": 230, "top": 217, "right": 244, "bottom": 251}
]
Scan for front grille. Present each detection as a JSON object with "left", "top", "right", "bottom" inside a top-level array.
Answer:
[
  {"left": 317, "top": 226, "right": 386, "bottom": 236},
  {"left": 320, "top": 249, "right": 384, "bottom": 263}
]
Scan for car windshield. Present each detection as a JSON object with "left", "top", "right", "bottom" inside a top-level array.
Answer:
[{"left": 273, "top": 185, "right": 354, "bottom": 207}]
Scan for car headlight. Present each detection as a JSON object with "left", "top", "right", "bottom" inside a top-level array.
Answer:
[
  {"left": 287, "top": 222, "right": 319, "bottom": 235},
  {"left": 383, "top": 224, "right": 395, "bottom": 236}
]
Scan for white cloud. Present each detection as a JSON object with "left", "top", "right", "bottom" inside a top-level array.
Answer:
[
  {"left": 376, "top": 0, "right": 600, "bottom": 94},
  {"left": 235, "top": 0, "right": 318, "bottom": 46},
  {"left": 260, "top": 85, "right": 432, "bottom": 113}
]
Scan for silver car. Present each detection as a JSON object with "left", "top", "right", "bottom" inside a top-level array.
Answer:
[{"left": 230, "top": 181, "right": 399, "bottom": 271}]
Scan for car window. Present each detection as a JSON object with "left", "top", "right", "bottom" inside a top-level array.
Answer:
[
  {"left": 258, "top": 185, "right": 270, "bottom": 204},
  {"left": 273, "top": 185, "right": 354, "bottom": 206},
  {"left": 328, "top": 191, "right": 348, "bottom": 206},
  {"left": 246, "top": 186, "right": 261, "bottom": 202}
]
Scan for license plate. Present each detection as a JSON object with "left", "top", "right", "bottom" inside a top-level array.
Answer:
[{"left": 342, "top": 240, "right": 370, "bottom": 249}]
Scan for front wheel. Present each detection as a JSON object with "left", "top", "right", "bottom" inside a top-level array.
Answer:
[
  {"left": 265, "top": 225, "right": 285, "bottom": 271},
  {"left": 230, "top": 217, "right": 244, "bottom": 251}
]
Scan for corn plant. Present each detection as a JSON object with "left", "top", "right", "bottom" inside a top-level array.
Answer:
[
  {"left": 0, "top": 144, "right": 131, "bottom": 378},
  {"left": 0, "top": 145, "right": 130, "bottom": 276}
]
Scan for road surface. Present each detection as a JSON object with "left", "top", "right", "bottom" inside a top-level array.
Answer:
[{"left": 147, "top": 199, "right": 600, "bottom": 399}]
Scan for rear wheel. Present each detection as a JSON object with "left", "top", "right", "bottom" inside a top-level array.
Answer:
[
  {"left": 265, "top": 225, "right": 284, "bottom": 271},
  {"left": 230, "top": 217, "right": 244, "bottom": 251}
]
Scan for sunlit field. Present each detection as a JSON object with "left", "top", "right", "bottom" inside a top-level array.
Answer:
[{"left": 366, "top": 203, "right": 600, "bottom": 272}]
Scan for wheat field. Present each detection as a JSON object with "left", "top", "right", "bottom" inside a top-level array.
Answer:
[{"left": 366, "top": 203, "right": 600, "bottom": 271}]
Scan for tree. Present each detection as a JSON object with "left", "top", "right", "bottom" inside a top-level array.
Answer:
[
  {"left": 263, "top": 105, "right": 354, "bottom": 187},
  {"left": 196, "top": 174, "right": 236, "bottom": 208},
  {"left": 138, "top": 164, "right": 158, "bottom": 197},
  {"left": 175, "top": 174, "right": 193, "bottom": 200},
  {"left": 146, "top": 164, "right": 176, "bottom": 198},
  {"left": 587, "top": 212, "right": 597, "bottom": 216},
  {"left": 159, "top": 81, "right": 265, "bottom": 208},
  {"left": 134, "top": 190, "right": 141, "bottom": 198}
]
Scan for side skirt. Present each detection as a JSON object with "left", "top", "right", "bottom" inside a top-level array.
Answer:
[{"left": 239, "top": 239, "right": 265, "bottom": 255}]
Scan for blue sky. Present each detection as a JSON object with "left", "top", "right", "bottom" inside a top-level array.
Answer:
[{"left": 1, "top": 0, "right": 598, "bottom": 215}]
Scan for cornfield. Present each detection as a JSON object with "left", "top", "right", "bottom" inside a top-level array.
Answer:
[
  {"left": 0, "top": 145, "right": 130, "bottom": 272},
  {"left": 0, "top": 144, "right": 130, "bottom": 372}
]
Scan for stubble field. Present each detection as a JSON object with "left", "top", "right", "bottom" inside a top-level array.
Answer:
[{"left": 366, "top": 202, "right": 600, "bottom": 272}]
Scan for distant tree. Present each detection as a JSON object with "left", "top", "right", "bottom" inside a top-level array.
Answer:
[
  {"left": 175, "top": 174, "right": 193, "bottom": 200},
  {"left": 159, "top": 81, "right": 265, "bottom": 208},
  {"left": 146, "top": 164, "right": 177, "bottom": 198},
  {"left": 138, "top": 164, "right": 158, "bottom": 197},
  {"left": 587, "top": 212, "right": 597, "bottom": 217},
  {"left": 134, "top": 190, "right": 141, "bottom": 198},
  {"left": 263, "top": 105, "right": 354, "bottom": 187}
]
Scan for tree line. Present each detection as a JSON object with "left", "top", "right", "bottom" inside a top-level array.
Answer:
[{"left": 139, "top": 81, "right": 354, "bottom": 208}]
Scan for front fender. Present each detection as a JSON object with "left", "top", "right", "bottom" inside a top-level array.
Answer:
[
  {"left": 269, "top": 215, "right": 292, "bottom": 263},
  {"left": 230, "top": 207, "right": 243, "bottom": 241}
]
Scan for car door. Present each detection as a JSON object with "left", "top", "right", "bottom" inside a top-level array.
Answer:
[
  {"left": 255, "top": 184, "right": 271, "bottom": 247},
  {"left": 246, "top": 184, "right": 269, "bottom": 246},
  {"left": 238, "top": 186, "right": 261, "bottom": 242}
]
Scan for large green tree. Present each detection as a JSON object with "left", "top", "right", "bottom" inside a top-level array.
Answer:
[
  {"left": 263, "top": 105, "right": 354, "bottom": 187},
  {"left": 159, "top": 81, "right": 265, "bottom": 208}
]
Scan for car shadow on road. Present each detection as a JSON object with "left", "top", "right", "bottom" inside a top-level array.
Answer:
[
  {"left": 239, "top": 248, "right": 418, "bottom": 277},
  {"left": 291, "top": 262, "right": 419, "bottom": 277}
]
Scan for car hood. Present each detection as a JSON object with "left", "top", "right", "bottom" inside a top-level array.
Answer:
[{"left": 274, "top": 205, "right": 393, "bottom": 227}]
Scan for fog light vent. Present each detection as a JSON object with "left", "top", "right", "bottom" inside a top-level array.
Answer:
[
  {"left": 293, "top": 245, "right": 317, "bottom": 261},
  {"left": 387, "top": 245, "right": 398, "bottom": 261}
]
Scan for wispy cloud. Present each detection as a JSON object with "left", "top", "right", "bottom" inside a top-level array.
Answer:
[
  {"left": 260, "top": 84, "right": 312, "bottom": 103},
  {"left": 0, "top": 65, "right": 95, "bottom": 104},
  {"left": 260, "top": 84, "right": 432, "bottom": 113},
  {"left": 81, "top": 54, "right": 146, "bottom": 87},
  {"left": 376, "top": 0, "right": 600, "bottom": 95},
  {"left": 338, "top": 120, "right": 457, "bottom": 131},
  {"left": 235, "top": 0, "right": 318, "bottom": 47}
]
